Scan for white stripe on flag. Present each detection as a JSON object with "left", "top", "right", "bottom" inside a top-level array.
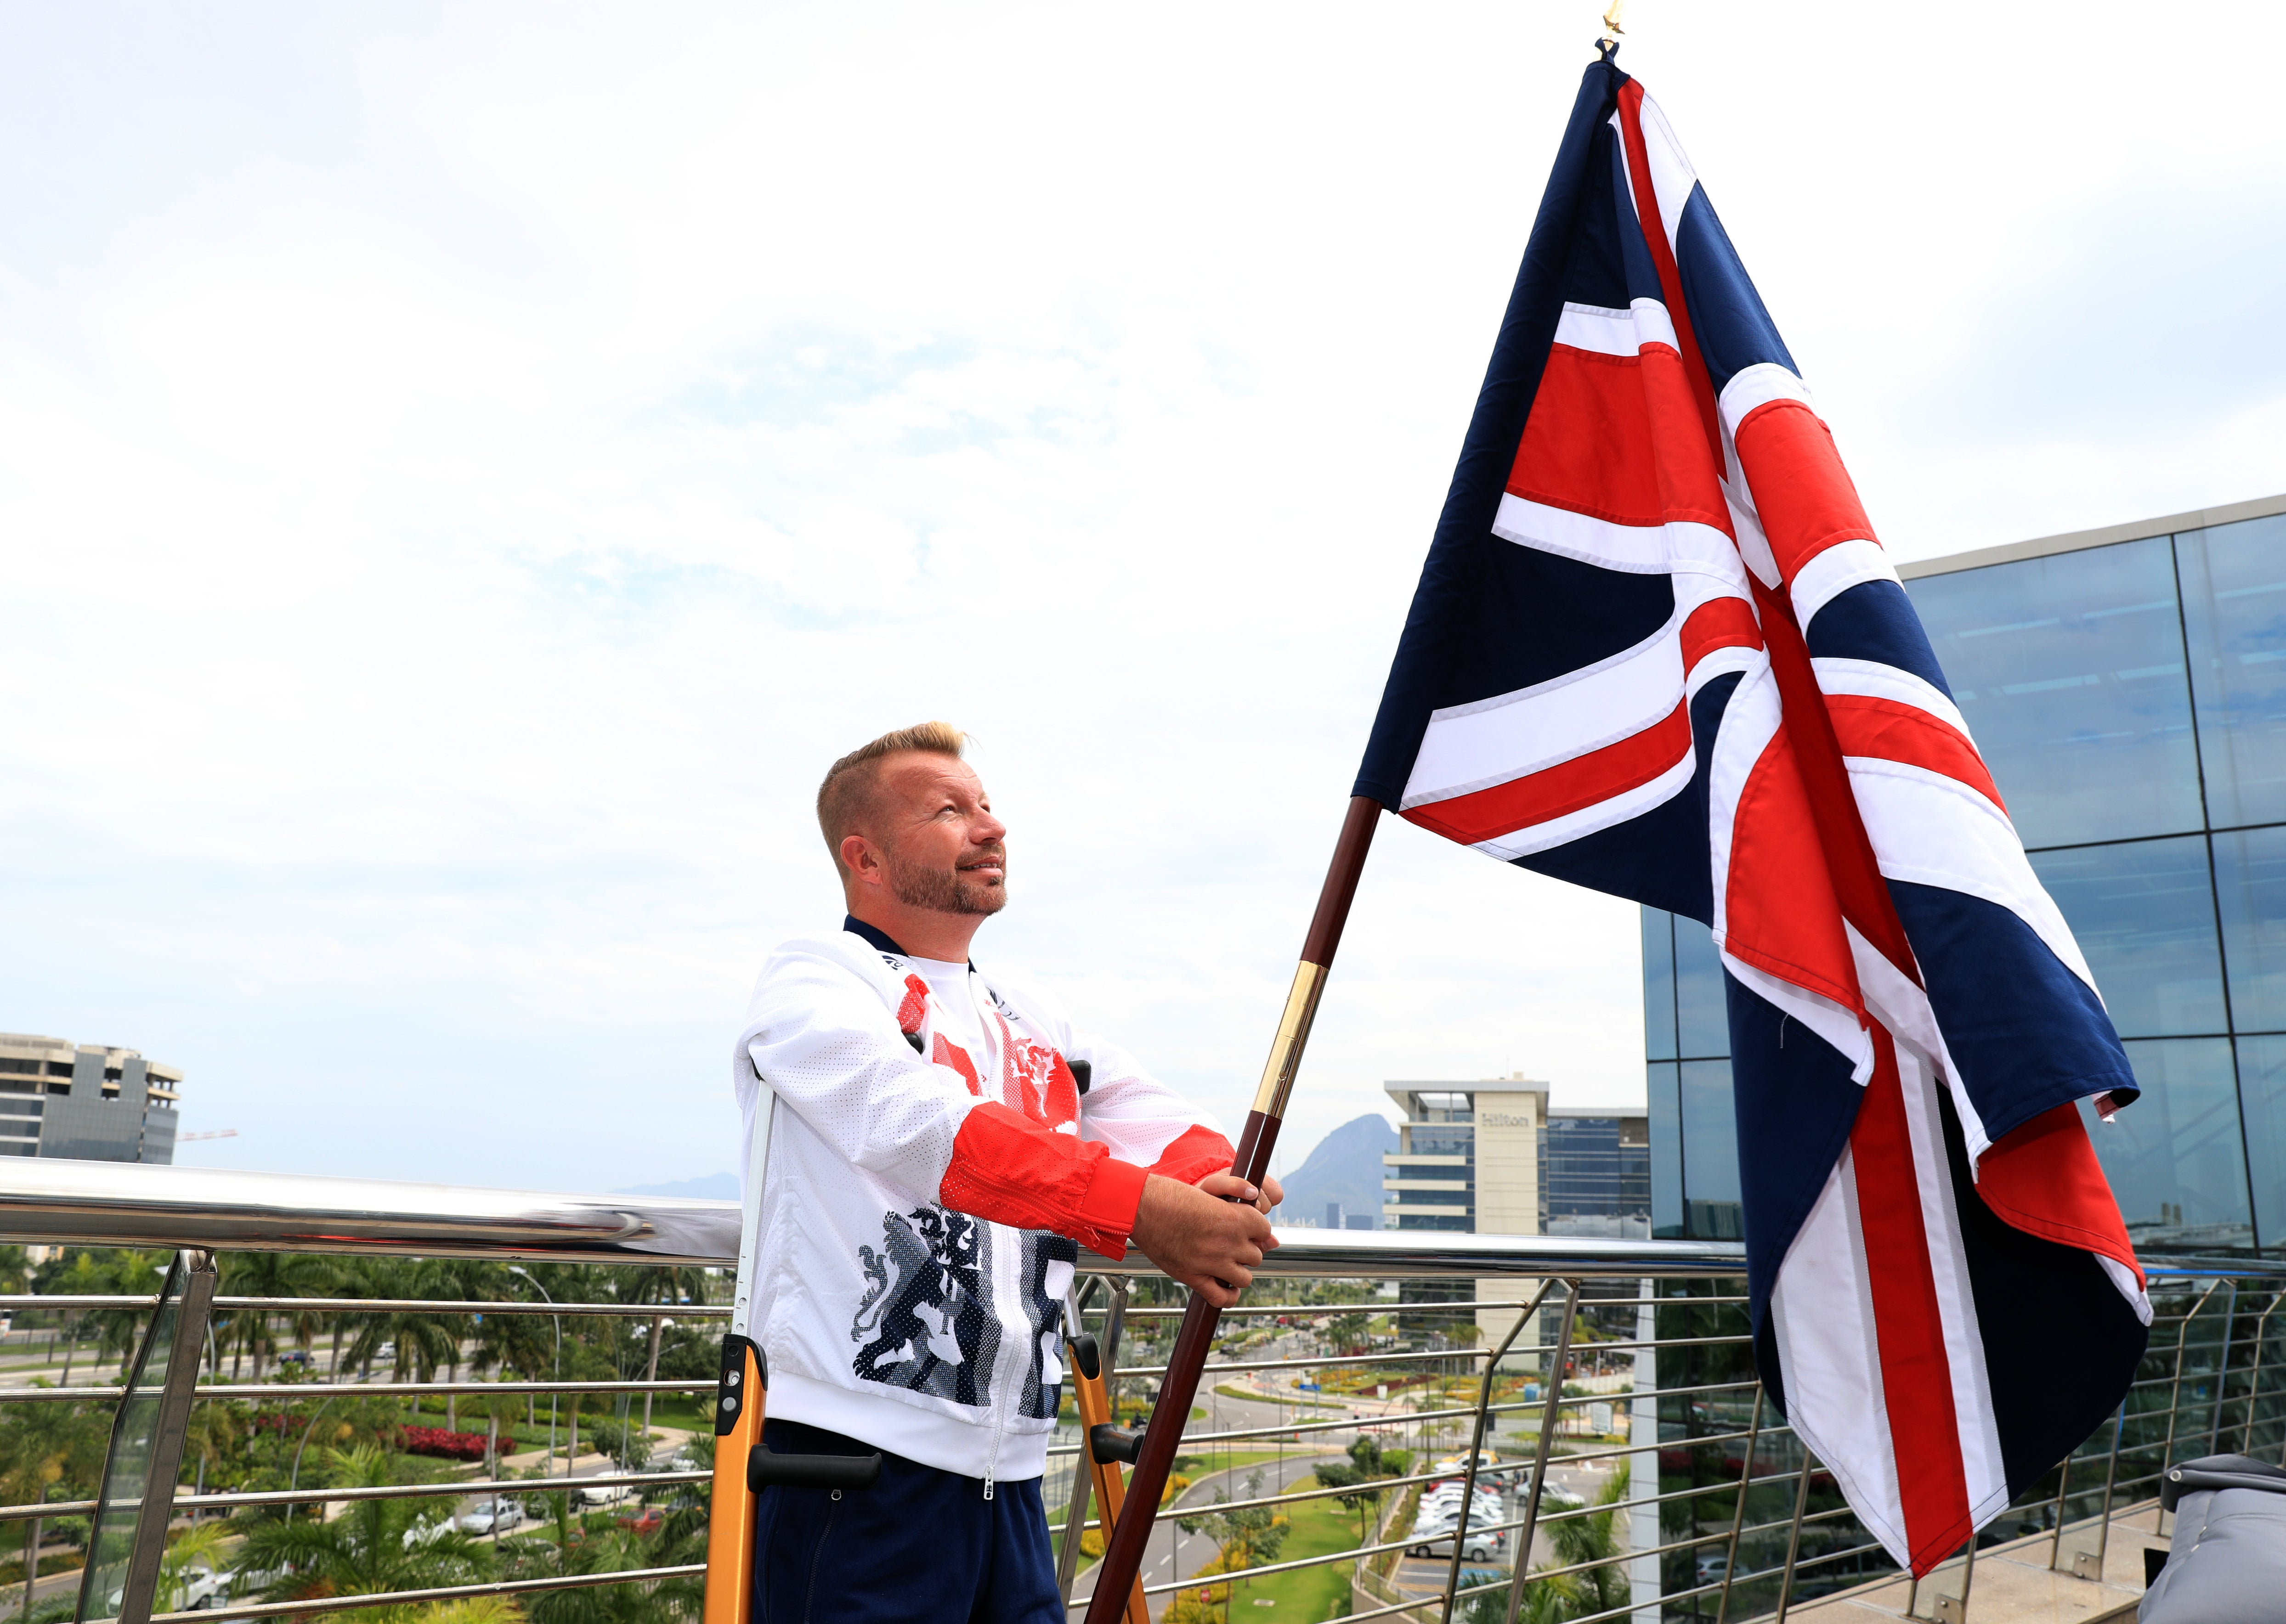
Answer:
[
  {"left": 1769, "top": 1145, "right": 1912, "bottom": 1567},
  {"left": 1492, "top": 493, "right": 1737, "bottom": 577},
  {"left": 1843, "top": 759, "right": 2100, "bottom": 996},
  {"left": 1403, "top": 619, "right": 1683, "bottom": 806},
  {"left": 1619, "top": 93, "right": 1699, "bottom": 252},
  {"left": 1717, "top": 361, "right": 1816, "bottom": 440},
  {"left": 1812, "top": 657, "right": 1977, "bottom": 745},
  {"left": 1846, "top": 923, "right": 1994, "bottom": 1163},
  {"left": 1553, "top": 298, "right": 1681, "bottom": 357},
  {"left": 1791, "top": 539, "right": 1901, "bottom": 632}
]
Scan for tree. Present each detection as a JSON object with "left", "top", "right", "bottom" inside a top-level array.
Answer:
[
  {"left": 217, "top": 1252, "right": 336, "bottom": 1383},
  {"left": 1464, "top": 1465, "right": 1630, "bottom": 1624},
  {"left": 158, "top": 1523, "right": 231, "bottom": 1613},
  {"left": 233, "top": 1445, "right": 491, "bottom": 1610}
]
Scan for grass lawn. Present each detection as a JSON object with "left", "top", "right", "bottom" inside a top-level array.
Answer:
[{"left": 1210, "top": 1475, "right": 1365, "bottom": 1622}]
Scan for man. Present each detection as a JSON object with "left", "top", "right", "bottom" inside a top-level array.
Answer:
[{"left": 730, "top": 721, "right": 1281, "bottom": 1622}]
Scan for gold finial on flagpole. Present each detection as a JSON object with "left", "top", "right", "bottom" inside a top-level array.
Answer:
[{"left": 1601, "top": 0, "right": 1626, "bottom": 46}]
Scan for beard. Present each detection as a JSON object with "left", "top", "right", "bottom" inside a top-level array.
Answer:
[{"left": 886, "top": 843, "right": 1008, "bottom": 918}]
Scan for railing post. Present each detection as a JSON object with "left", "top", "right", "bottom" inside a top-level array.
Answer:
[
  {"left": 77, "top": 1249, "right": 217, "bottom": 1624},
  {"left": 2044, "top": 1443, "right": 2072, "bottom": 1571},
  {"left": 2156, "top": 1280, "right": 2218, "bottom": 1539},
  {"left": 1441, "top": 1280, "right": 1555, "bottom": 1622},
  {"left": 1769, "top": 1439, "right": 1814, "bottom": 1624},
  {"left": 2084, "top": 1400, "right": 2125, "bottom": 1579},
  {"left": 1500, "top": 1279, "right": 1580, "bottom": 1624},
  {"left": 2209, "top": 1279, "right": 2240, "bottom": 1456},
  {"left": 1712, "top": 1385, "right": 1765, "bottom": 1624}
]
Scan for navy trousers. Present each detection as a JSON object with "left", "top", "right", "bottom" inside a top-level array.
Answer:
[{"left": 751, "top": 1417, "right": 1064, "bottom": 1624}]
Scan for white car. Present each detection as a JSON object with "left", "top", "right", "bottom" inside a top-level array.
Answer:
[
  {"left": 579, "top": 1481, "right": 636, "bottom": 1508},
  {"left": 458, "top": 1497, "right": 526, "bottom": 1535},
  {"left": 1411, "top": 1525, "right": 1508, "bottom": 1562},
  {"left": 177, "top": 1566, "right": 229, "bottom": 1611}
]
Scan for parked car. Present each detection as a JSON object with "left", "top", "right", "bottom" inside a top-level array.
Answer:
[
  {"left": 178, "top": 1566, "right": 230, "bottom": 1610},
  {"left": 617, "top": 1507, "right": 665, "bottom": 1536},
  {"left": 1410, "top": 1524, "right": 1507, "bottom": 1562},
  {"left": 457, "top": 1497, "right": 526, "bottom": 1535},
  {"left": 579, "top": 1481, "right": 635, "bottom": 1508}
]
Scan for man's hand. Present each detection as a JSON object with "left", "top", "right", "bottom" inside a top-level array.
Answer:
[
  {"left": 1130, "top": 1173, "right": 1280, "bottom": 1308},
  {"left": 1197, "top": 1170, "right": 1284, "bottom": 1215}
]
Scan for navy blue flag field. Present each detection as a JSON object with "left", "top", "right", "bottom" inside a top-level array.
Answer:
[{"left": 1355, "top": 55, "right": 2148, "bottom": 1573}]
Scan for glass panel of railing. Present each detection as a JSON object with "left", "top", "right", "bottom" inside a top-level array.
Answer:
[{"left": 77, "top": 1251, "right": 206, "bottom": 1623}]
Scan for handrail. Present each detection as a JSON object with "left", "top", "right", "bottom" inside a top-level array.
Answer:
[{"left": 0, "top": 1156, "right": 1751, "bottom": 1274}]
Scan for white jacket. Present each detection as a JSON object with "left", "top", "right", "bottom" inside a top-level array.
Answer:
[{"left": 730, "top": 920, "right": 1230, "bottom": 1487}]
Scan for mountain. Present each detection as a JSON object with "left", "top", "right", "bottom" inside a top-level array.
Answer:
[
  {"left": 616, "top": 1172, "right": 739, "bottom": 1200},
  {"left": 1273, "top": 1113, "right": 1397, "bottom": 1228}
]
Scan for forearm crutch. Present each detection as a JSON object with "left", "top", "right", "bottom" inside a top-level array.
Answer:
[
  {"left": 1066, "top": 1280, "right": 1149, "bottom": 1624},
  {"left": 702, "top": 1066, "right": 881, "bottom": 1624}
]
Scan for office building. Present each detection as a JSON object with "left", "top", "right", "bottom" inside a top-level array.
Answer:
[
  {"left": 1643, "top": 494, "right": 2286, "bottom": 1252},
  {"left": 0, "top": 1034, "right": 181, "bottom": 1164},
  {"left": 1383, "top": 1076, "right": 1648, "bottom": 1343}
]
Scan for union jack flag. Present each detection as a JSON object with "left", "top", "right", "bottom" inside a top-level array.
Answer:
[{"left": 1355, "top": 53, "right": 2150, "bottom": 1574}]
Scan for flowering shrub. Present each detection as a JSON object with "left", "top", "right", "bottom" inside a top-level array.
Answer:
[{"left": 398, "top": 1425, "right": 513, "bottom": 1461}]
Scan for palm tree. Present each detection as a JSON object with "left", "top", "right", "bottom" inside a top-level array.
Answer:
[
  {"left": 417, "top": 1260, "right": 514, "bottom": 1432},
  {"left": 233, "top": 1445, "right": 491, "bottom": 1611},
  {"left": 471, "top": 1305, "right": 555, "bottom": 1436},
  {"left": 1466, "top": 1465, "right": 1630, "bottom": 1624},
  {"left": 217, "top": 1253, "right": 336, "bottom": 1384},
  {"left": 157, "top": 1523, "right": 231, "bottom": 1613},
  {"left": 606, "top": 1266, "right": 712, "bottom": 1455},
  {"left": 0, "top": 1398, "right": 110, "bottom": 1618}
]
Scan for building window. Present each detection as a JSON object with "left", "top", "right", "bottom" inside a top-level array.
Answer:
[
  {"left": 2027, "top": 835, "right": 2226, "bottom": 1038},
  {"left": 1648, "top": 1061, "right": 1683, "bottom": 1237},
  {"left": 2178, "top": 514, "right": 2286, "bottom": 830},
  {"left": 1674, "top": 917, "right": 1730, "bottom": 1060},
  {"left": 1907, "top": 535, "right": 2201, "bottom": 848},
  {"left": 2085, "top": 1038, "right": 2253, "bottom": 1248},
  {"left": 2212, "top": 824, "right": 2286, "bottom": 1034},
  {"left": 2231, "top": 1036, "right": 2286, "bottom": 1248},
  {"left": 1642, "top": 909, "right": 1677, "bottom": 1062},
  {"left": 1680, "top": 1059, "right": 1742, "bottom": 1235}
]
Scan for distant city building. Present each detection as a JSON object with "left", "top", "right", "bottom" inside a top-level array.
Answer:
[
  {"left": 1382, "top": 1076, "right": 1647, "bottom": 1348},
  {"left": 0, "top": 1034, "right": 181, "bottom": 1164}
]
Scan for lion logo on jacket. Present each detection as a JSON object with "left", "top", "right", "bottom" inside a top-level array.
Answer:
[{"left": 850, "top": 1205, "right": 1001, "bottom": 1406}]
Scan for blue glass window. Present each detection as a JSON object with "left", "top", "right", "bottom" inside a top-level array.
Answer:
[
  {"left": 2026, "top": 837, "right": 2224, "bottom": 1038},
  {"left": 2212, "top": 825, "right": 2286, "bottom": 1033},
  {"left": 2078, "top": 1038, "right": 2252, "bottom": 1249},
  {"left": 1675, "top": 917, "right": 1731, "bottom": 1059},
  {"left": 1905, "top": 536, "right": 2200, "bottom": 848},
  {"left": 2229, "top": 1036, "right": 2286, "bottom": 1251},
  {"left": 1642, "top": 909, "right": 1677, "bottom": 1062},
  {"left": 1679, "top": 1058, "right": 1740, "bottom": 1210},
  {"left": 2178, "top": 515, "right": 2286, "bottom": 830},
  {"left": 1648, "top": 1062, "right": 1683, "bottom": 1237}
]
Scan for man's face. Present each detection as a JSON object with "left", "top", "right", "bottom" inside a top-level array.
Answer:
[{"left": 863, "top": 753, "right": 1007, "bottom": 917}]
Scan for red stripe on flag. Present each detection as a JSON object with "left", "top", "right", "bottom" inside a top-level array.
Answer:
[
  {"left": 1973, "top": 1103, "right": 2145, "bottom": 1291},
  {"left": 1681, "top": 596, "right": 1763, "bottom": 670},
  {"left": 1615, "top": 82, "right": 1724, "bottom": 471},
  {"left": 1721, "top": 714, "right": 1867, "bottom": 1016},
  {"left": 1403, "top": 699, "right": 1691, "bottom": 846},
  {"left": 1731, "top": 397, "right": 1881, "bottom": 587},
  {"left": 1509, "top": 347, "right": 1731, "bottom": 531},
  {"left": 1849, "top": 1027, "right": 1975, "bottom": 1572},
  {"left": 1827, "top": 695, "right": 2007, "bottom": 811}
]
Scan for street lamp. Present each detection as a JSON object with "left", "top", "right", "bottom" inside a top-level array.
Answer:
[{"left": 507, "top": 1267, "right": 563, "bottom": 1478}]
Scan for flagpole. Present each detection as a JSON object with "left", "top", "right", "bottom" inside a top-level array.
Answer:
[{"left": 1081, "top": 794, "right": 1381, "bottom": 1624}]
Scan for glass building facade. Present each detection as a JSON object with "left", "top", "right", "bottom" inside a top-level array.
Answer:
[{"left": 1644, "top": 498, "right": 2286, "bottom": 1253}]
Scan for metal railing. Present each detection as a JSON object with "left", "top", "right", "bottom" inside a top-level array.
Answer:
[{"left": 0, "top": 1159, "right": 2275, "bottom": 1624}]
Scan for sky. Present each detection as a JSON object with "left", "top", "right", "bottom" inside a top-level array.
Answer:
[{"left": 2, "top": 2, "right": 2283, "bottom": 1196}]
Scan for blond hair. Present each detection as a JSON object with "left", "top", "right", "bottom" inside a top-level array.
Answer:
[{"left": 817, "top": 721, "right": 969, "bottom": 878}]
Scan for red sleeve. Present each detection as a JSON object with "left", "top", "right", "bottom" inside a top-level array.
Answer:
[
  {"left": 1146, "top": 1123, "right": 1237, "bottom": 1188},
  {"left": 939, "top": 1104, "right": 1153, "bottom": 1258}
]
